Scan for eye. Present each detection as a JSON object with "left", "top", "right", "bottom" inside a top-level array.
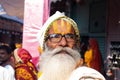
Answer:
[
  {"left": 65, "top": 34, "right": 76, "bottom": 39},
  {"left": 49, "top": 34, "right": 61, "bottom": 38}
]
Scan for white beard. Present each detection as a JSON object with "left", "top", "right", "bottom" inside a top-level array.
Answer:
[{"left": 38, "top": 47, "right": 81, "bottom": 80}]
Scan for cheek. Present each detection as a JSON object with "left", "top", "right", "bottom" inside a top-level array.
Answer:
[
  {"left": 46, "top": 41, "right": 57, "bottom": 49},
  {"left": 68, "top": 42, "right": 76, "bottom": 48}
]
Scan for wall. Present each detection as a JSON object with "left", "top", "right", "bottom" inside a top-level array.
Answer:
[
  {"left": 70, "top": 0, "right": 106, "bottom": 60},
  {"left": 106, "top": 0, "right": 120, "bottom": 79},
  {"left": 71, "top": 2, "right": 89, "bottom": 34},
  {"left": 0, "top": 16, "right": 23, "bottom": 46}
]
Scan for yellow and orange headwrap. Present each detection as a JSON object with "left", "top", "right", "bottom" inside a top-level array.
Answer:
[
  {"left": 37, "top": 11, "right": 80, "bottom": 52},
  {"left": 15, "top": 43, "right": 22, "bottom": 48}
]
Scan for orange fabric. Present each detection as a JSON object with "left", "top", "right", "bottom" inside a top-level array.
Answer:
[
  {"left": 15, "top": 62, "right": 37, "bottom": 80},
  {"left": 84, "top": 49, "right": 93, "bottom": 67},
  {"left": 38, "top": 46, "right": 43, "bottom": 54},
  {"left": 15, "top": 48, "right": 38, "bottom": 80},
  {"left": 15, "top": 43, "right": 22, "bottom": 48}
]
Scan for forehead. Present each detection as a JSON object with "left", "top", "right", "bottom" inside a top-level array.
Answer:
[{"left": 48, "top": 19, "right": 75, "bottom": 34}]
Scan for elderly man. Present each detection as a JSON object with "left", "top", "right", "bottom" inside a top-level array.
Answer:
[{"left": 37, "top": 11, "right": 82, "bottom": 80}]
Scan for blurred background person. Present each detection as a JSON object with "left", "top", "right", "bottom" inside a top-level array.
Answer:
[
  {"left": 84, "top": 38, "right": 104, "bottom": 74},
  {"left": 14, "top": 48, "right": 38, "bottom": 80},
  {"left": 0, "top": 44, "right": 15, "bottom": 80}
]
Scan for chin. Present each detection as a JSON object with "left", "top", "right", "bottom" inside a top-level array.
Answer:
[
  {"left": 38, "top": 46, "right": 81, "bottom": 80},
  {"left": 39, "top": 53, "right": 77, "bottom": 80}
]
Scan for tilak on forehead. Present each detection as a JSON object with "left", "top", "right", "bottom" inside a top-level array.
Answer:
[
  {"left": 49, "top": 18, "right": 74, "bottom": 34},
  {"left": 37, "top": 11, "right": 80, "bottom": 51}
]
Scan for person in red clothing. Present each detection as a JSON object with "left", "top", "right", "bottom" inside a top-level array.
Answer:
[
  {"left": 14, "top": 48, "right": 38, "bottom": 80},
  {"left": 84, "top": 38, "right": 103, "bottom": 73}
]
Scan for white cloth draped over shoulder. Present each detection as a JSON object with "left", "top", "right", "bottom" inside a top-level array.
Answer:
[{"left": 69, "top": 66, "right": 106, "bottom": 80}]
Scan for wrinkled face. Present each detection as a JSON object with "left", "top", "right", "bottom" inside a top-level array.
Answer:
[
  {"left": 39, "top": 19, "right": 81, "bottom": 80},
  {"left": 0, "top": 49, "right": 10, "bottom": 65},
  {"left": 46, "top": 19, "right": 76, "bottom": 49}
]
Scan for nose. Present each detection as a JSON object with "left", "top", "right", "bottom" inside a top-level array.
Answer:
[{"left": 59, "top": 37, "right": 67, "bottom": 47}]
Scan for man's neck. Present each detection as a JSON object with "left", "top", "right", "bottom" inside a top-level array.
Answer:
[{"left": 0, "top": 59, "right": 10, "bottom": 67}]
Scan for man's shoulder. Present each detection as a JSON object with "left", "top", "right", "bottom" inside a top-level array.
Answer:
[
  {"left": 0, "top": 65, "right": 13, "bottom": 73},
  {"left": 69, "top": 66, "right": 106, "bottom": 80},
  {"left": 4, "top": 65, "right": 15, "bottom": 73},
  {"left": 0, "top": 66, "right": 5, "bottom": 71}
]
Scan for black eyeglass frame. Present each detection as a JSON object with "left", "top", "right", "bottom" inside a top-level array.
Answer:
[{"left": 46, "top": 33, "right": 77, "bottom": 43}]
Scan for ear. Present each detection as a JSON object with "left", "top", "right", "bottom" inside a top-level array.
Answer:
[
  {"left": 38, "top": 46, "right": 43, "bottom": 54},
  {"left": 79, "top": 58, "right": 84, "bottom": 66},
  {"left": 76, "top": 58, "right": 84, "bottom": 68}
]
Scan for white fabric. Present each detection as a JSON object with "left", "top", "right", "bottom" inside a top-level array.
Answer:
[
  {"left": 38, "top": 75, "right": 42, "bottom": 80},
  {"left": 14, "top": 48, "right": 23, "bottom": 63},
  {"left": 69, "top": 66, "right": 106, "bottom": 80},
  {"left": 0, "top": 65, "right": 15, "bottom": 80}
]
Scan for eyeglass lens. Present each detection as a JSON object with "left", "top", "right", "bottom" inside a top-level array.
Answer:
[{"left": 47, "top": 33, "right": 76, "bottom": 43}]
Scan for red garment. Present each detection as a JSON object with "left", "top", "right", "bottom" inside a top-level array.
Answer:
[
  {"left": 15, "top": 62, "right": 37, "bottom": 80},
  {"left": 89, "top": 38, "right": 102, "bottom": 72},
  {"left": 17, "top": 48, "right": 32, "bottom": 64},
  {"left": 15, "top": 48, "right": 38, "bottom": 80}
]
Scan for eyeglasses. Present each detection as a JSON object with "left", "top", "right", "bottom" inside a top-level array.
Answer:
[{"left": 46, "top": 33, "right": 77, "bottom": 43}]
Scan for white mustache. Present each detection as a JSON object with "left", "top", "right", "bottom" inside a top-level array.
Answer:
[{"left": 42, "top": 46, "right": 81, "bottom": 63}]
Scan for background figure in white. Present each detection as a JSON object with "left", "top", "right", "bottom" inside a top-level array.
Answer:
[
  {"left": 0, "top": 44, "right": 15, "bottom": 80},
  {"left": 0, "top": 65, "right": 15, "bottom": 80},
  {"left": 69, "top": 66, "right": 106, "bottom": 80}
]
